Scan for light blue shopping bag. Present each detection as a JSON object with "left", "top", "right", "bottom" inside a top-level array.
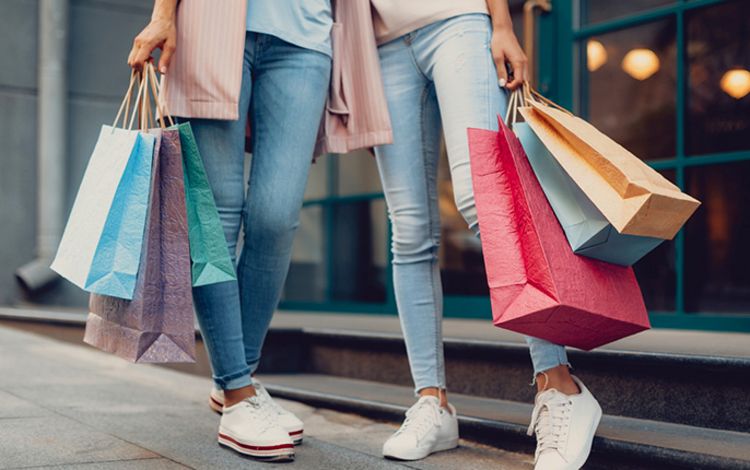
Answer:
[
  {"left": 83, "top": 130, "right": 156, "bottom": 299},
  {"left": 514, "top": 122, "right": 663, "bottom": 266}
]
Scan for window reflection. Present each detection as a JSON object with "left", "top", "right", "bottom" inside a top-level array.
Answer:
[
  {"left": 684, "top": 162, "right": 750, "bottom": 313},
  {"left": 583, "top": 19, "right": 677, "bottom": 160},
  {"left": 437, "top": 146, "right": 489, "bottom": 297},
  {"left": 686, "top": 0, "right": 750, "bottom": 155}
]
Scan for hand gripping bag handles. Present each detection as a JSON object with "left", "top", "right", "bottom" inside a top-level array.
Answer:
[
  {"left": 51, "top": 70, "right": 156, "bottom": 299},
  {"left": 86, "top": 64, "right": 196, "bottom": 362},
  {"left": 468, "top": 117, "right": 650, "bottom": 350},
  {"left": 516, "top": 83, "right": 700, "bottom": 255}
]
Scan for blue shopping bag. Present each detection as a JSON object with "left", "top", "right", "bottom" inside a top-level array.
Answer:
[
  {"left": 514, "top": 122, "right": 663, "bottom": 266},
  {"left": 84, "top": 130, "right": 156, "bottom": 298}
]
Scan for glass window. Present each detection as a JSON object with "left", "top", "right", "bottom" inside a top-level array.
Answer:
[
  {"left": 329, "top": 199, "right": 388, "bottom": 303},
  {"left": 336, "top": 150, "right": 383, "bottom": 196},
  {"left": 582, "top": 0, "right": 675, "bottom": 25},
  {"left": 684, "top": 161, "right": 750, "bottom": 313},
  {"left": 437, "top": 147, "right": 489, "bottom": 297},
  {"left": 686, "top": 0, "right": 750, "bottom": 156},
  {"left": 583, "top": 18, "right": 677, "bottom": 160},
  {"left": 284, "top": 205, "right": 325, "bottom": 302},
  {"left": 633, "top": 170, "right": 677, "bottom": 311},
  {"left": 304, "top": 155, "right": 329, "bottom": 200}
]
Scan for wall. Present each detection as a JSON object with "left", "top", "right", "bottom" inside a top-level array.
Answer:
[{"left": 0, "top": 0, "right": 152, "bottom": 307}]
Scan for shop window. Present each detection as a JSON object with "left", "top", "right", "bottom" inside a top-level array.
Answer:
[
  {"left": 686, "top": 0, "right": 750, "bottom": 156},
  {"left": 583, "top": 0, "right": 675, "bottom": 25},
  {"left": 583, "top": 19, "right": 677, "bottom": 160},
  {"left": 684, "top": 161, "right": 750, "bottom": 313}
]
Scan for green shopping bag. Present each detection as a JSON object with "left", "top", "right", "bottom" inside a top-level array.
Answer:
[{"left": 175, "top": 122, "right": 237, "bottom": 286}]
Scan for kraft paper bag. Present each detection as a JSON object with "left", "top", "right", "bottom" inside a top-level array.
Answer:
[
  {"left": 51, "top": 126, "right": 155, "bottom": 300},
  {"left": 85, "top": 128, "right": 196, "bottom": 363},
  {"left": 518, "top": 87, "right": 700, "bottom": 240},
  {"left": 514, "top": 122, "right": 663, "bottom": 266},
  {"left": 468, "top": 117, "right": 650, "bottom": 350},
  {"left": 176, "top": 122, "right": 236, "bottom": 286}
]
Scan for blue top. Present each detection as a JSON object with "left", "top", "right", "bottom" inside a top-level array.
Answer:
[{"left": 246, "top": 0, "right": 333, "bottom": 57}]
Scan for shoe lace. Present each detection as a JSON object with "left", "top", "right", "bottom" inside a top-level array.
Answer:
[
  {"left": 527, "top": 391, "right": 573, "bottom": 461},
  {"left": 394, "top": 399, "right": 442, "bottom": 442},
  {"left": 239, "top": 396, "right": 276, "bottom": 433},
  {"left": 254, "top": 383, "right": 286, "bottom": 416}
]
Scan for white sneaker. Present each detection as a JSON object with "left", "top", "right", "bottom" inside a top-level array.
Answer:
[
  {"left": 210, "top": 381, "right": 304, "bottom": 444},
  {"left": 218, "top": 396, "right": 295, "bottom": 461},
  {"left": 383, "top": 396, "right": 459, "bottom": 461},
  {"left": 527, "top": 376, "right": 602, "bottom": 470}
]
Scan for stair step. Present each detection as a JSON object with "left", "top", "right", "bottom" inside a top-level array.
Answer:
[
  {"left": 259, "top": 373, "right": 750, "bottom": 470},
  {"left": 259, "top": 328, "right": 750, "bottom": 433}
]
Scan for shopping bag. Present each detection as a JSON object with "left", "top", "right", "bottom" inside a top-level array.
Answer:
[
  {"left": 517, "top": 85, "right": 700, "bottom": 240},
  {"left": 52, "top": 73, "right": 155, "bottom": 299},
  {"left": 85, "top": 126, "right": 196, "bottom": 363},
  {"left": 506, "top": 91, "right": 664, "bottom": 265},
  {"left": 176, "top": 122, "right": 236, "bottom": 286},
  {"left": 468, "top": 117, "right": 650, "bottom": 350}
]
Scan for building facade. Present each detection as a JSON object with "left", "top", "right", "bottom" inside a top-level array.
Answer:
[{"left": 1, "top": 0, "right": 748, "bottom": 333}]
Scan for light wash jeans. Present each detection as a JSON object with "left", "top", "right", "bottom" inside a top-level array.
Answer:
[
  {"left": 373, "top": 14, "right": 569, "bottom": 393},
  {"left": 188, "top": 33, "right": 331, "bottom": 390}
]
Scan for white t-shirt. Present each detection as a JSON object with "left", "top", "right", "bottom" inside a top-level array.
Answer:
[{"left": 371, "top": 0, "right": 489, "bottom": 45}]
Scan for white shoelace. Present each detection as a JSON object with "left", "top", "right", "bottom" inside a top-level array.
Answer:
[
  {"left": 255, "top": 383, "right": 287, "bottom": 416},
  {"left": 394, "top": 398, "right": 442, "bottom": 442},
  {"left": 527, "top": 390, "right": 573, "bottom": 461},
  {"left": 237, "top": 396, "right": 277, "bottom": 433}
]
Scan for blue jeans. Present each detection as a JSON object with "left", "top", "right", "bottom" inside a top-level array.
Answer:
[
  {"left": 189, "top": 33, "right": 331, "bottom": 390},
  {"left": 373, "top": 14, "right": 569, "bottom": 393}
]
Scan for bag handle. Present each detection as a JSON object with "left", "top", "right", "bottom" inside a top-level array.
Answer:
[
  {"left": 147, "top": 62, "right": 174, "bottom": 127},
  {"left": 112, "top": 69, "right": 139, "bottom": 129}
]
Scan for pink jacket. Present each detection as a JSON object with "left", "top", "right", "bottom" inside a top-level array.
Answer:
[{"left": 164, "top": 0, "right": 393, "bottom": 154}]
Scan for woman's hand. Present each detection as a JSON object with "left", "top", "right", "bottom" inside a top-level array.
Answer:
[
  {"left": 127, "top": 0, "right": 177, "bottom": 73},
  {"left": 490, "top": 25, "right": 527, "bottom": 90}
]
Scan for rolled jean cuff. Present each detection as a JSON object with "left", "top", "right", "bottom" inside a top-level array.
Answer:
[
  {"left": 525, "top": 335, "right": 571, "bottom": 384},
  {"left": 413, "top": 381, "right": 446, "bottom": 397},
  {"left": 214, "top": 367, "right": 253, "bottom": 391}
]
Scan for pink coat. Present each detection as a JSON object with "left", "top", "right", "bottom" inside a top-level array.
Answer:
[{"left": 164, "top": 0, "right": 393, "bottom": 154}]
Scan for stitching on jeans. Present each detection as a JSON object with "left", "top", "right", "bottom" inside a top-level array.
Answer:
[{"left": 419, "top": 83, "right": 444, "bottom": 390}]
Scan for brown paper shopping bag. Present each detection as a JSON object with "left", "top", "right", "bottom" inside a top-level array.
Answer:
[{"left": 518, "top": 85, "right": 700, "bottom": 240}]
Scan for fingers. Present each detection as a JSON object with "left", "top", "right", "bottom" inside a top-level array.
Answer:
[
  {"left": 506, "top": 58, "right": 527, "bottom": 90},
  {"left": 157, "top": 39, "right": 176, "bottom": 74},
  {"left": 493, "top": 51, "right": 508, "bottom": 88}
]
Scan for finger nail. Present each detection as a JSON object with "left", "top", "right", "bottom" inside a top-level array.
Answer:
[
  {"left": 498, "top": 78, "right": 507, "bottom": 87},
  {"left": 160, "top": 66, "right": 167, "bottom": 74}
]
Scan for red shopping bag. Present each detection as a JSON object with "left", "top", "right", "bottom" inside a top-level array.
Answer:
[{"left": 468, "top": 118, "right": 650, "bottom": 350}]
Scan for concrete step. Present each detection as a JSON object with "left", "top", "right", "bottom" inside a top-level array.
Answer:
[
  {"left": 259, "top": 328, "right": 750, "bottom": 434},
  {"left": 259, "top": 373, "right": 750, "bottom": 470}
]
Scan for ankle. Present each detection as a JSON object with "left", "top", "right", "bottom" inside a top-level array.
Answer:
[
  {"left": 535, "top": 366, "right": 580, "bottom": 395},
  {"left": 224, "top": 384, "right": 256, "bottom": 407},
  {"left": 418, "top": 387, "right": 449, "bottom": 408}
]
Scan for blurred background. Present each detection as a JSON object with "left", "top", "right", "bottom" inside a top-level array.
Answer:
[
  {"left": 2, "top": 0, "right": 747, "bottom": 334},
  {"left": 1, "top": 2, "right": 749, "bottom": 468}
]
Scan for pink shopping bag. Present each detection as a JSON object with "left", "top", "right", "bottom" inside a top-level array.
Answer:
[{"left": 468, "top": 118, "right": 650, "bottom": 350}]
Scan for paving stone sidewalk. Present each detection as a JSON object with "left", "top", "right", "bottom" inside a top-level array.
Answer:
[{"left": 0, "top": 325, "right": 532, "bottom": 470}]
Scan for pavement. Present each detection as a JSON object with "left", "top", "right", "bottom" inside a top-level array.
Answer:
[{"left": 0, "top": 325, "right": 533, "bottom": 470}]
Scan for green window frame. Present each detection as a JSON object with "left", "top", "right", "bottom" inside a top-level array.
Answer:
[
  {"left": 282, "top": 0, "right": 750, "bottom": 333},
  {"left": 538, "top": 0, "right": 750, "bottom": 332}
]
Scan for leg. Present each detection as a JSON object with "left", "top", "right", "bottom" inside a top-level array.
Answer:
[
  {"left": 239, "top": 36, "right": 331, "bottom": 374},
  {"left": 374, "top": 39, "right": 446, "bottom": 397},
  {"left": 419, "top": 13, "right": 506, "bottom": 233},
  {"left": 525, "top": 336, "right": 578, "bottom": 394},
  {"left": 189, "top": 35, "right": 254, "bottom": 402}
]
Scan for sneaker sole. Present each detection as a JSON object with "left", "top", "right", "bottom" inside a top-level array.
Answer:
[
  {"left": 218, "top": 431, "right": 295, "bottom": 461},
  {"left": 210, "top": 395, "right": 304, "bottom": 445},
  {"left": 384, "top": 437, "right": 459, "bottom": 461}
]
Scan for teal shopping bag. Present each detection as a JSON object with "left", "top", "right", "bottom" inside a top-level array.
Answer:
[
  {"left": 175, "top": 122, "right": 237, "bottom": 286},
  {"left": 514, "top": 122, "right": 663, "bottom": 266}
]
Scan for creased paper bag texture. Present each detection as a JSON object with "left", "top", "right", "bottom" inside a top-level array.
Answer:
[
  {"left": 469, "top": 118, "right": 650, "bottom": 350},
  {"left": 520, "top": 102, "right": 700, "bottom": 240},
  {"left": 86, "top": 129, "right": 196, "bottom": 363}
]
